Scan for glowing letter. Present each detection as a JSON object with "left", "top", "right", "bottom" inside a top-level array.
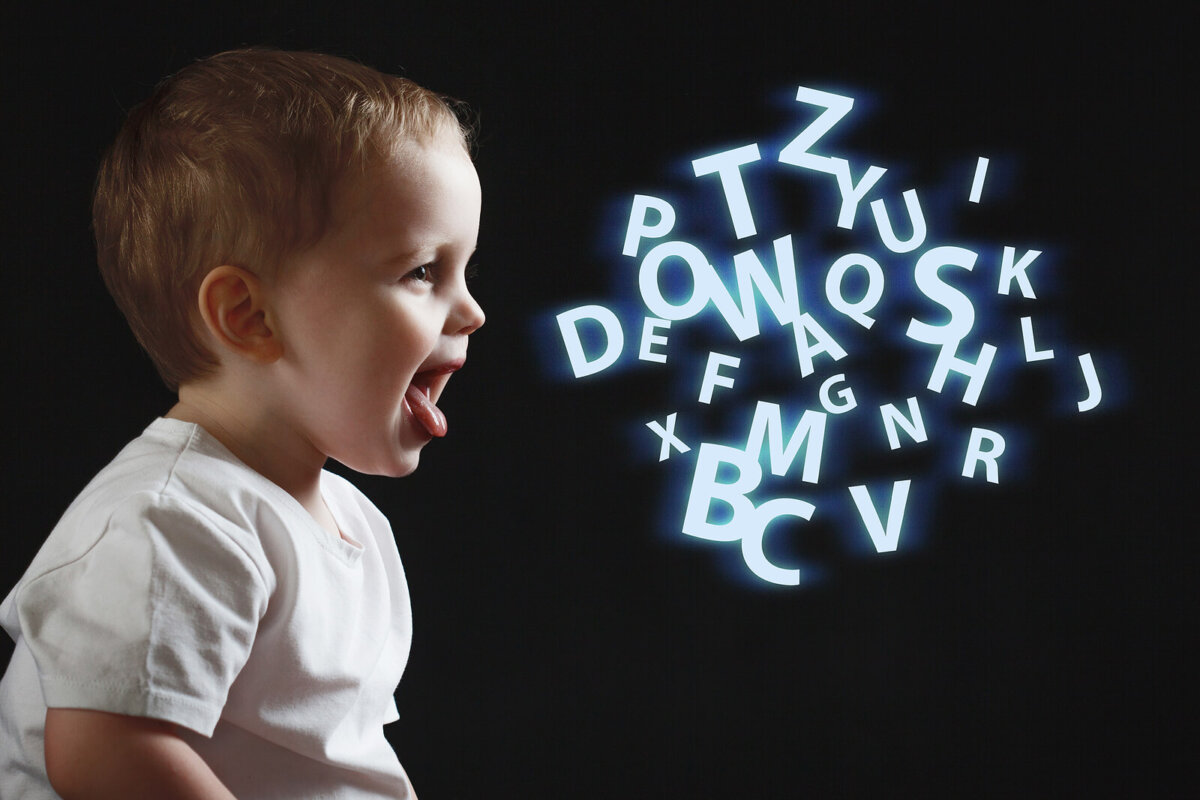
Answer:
[
  {"left": 622, "top": 195, "right": 677, "bottom": 258},
  {"left": 879, "top": 397, "right": 927, "bottom": 450},
  {"left": 699, "top": 352, "right": 740, "bottom": 404},
  {"left": 724, "top": 235, "right": 802, "bottom": 338},
  {"left": 682, "top": 446, "right": 815, "bottom": 586},
  {"left": 646, "top": 412, "right": 690, "bottom": 462},
  {"left": 963, "top": 428, "right": 1005, "bottom": 483},
  {"left": 848, "top": 480, "right": 912, "bottom": 553},
  {"left": 906, "top": 246, "right": 980, "bottom": 346},
  {"left": 779, "top": 86, "right": 854, "bottom": 174},
  {"left": 833, "top": 165, "right": 888, "bottom": 229},
  {"left": 928, "top": 342, "right": 998, "bottom": 406},
  {"left": 741, "top": 498, "right": 813, "bottom": 586},
  {"left": 791, "top": 313, "right": 847, "bottom": 377},
  {"left": 639, "top": 317, "right": 670, "bottom": 363},
  {"left": 640, "top": 240, "right": 794, "bottom": 343},
  {"left": 745, "top": 401, "right": 826, "bottom": 483},
  {"left": 998, "top": 246, "right": 1041, "bottom": 299},
  {"left": 683, "top": 443, "right": 762, "bottom": 542},
  {"left": 1020, "top": 316, "right": 1054, "bottom": 362},
  {"left": 825, "top": 253, "right": 884, "bottom": 329},
  {"left": 969, "top": 156, "right": 989, "bottom": 203},
  {"left": 556, "top": 305, "right": 624, "bottom": 378},
  {"left": 692, "top": 144, "right": 762, "bottom": 239},
  {"left": 778, "top": 87, "right": 888, "bottom": 230},
  {"left": 639, "top": 240, "right": 712, "bottom": 321},
  {"left": 1077, "top": 353, "right": 1102, "bottom": 412},
  {"left": 869, "top": 189, "right": 927, "bottom": 254},
  {"left": 819, "top": 374, "right": 857, "bottom": 414}
]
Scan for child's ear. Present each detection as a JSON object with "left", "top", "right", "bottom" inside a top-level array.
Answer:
[{"left": 196, "top": 265, "right": 283, "bottom": 364}]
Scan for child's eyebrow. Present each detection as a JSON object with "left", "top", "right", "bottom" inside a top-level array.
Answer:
[
  {"left": 376, "top": 247, "right": 425, "bottom": 267},
  {"left": 375, "top": 242, "right": 478, "bottom": 272}
]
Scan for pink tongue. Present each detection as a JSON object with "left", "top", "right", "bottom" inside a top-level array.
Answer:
[{"left": 405, "top": 384, "right": 447, "bottom": 438}]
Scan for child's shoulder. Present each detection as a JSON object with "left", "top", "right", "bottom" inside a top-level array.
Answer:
[
  {"left": 33, "top": 419, "right": 390, "bottom": 577},
  {"left": 63, "top": 417, "right": 277, "bottom": 540},
  {"left": 5, "top": 418, "right": 394, "bottom": 618},
  {"left": 9, "top": 419, "right": 279, "bottom": 595},
  {"left": 0, "top": 419, "right": 287, "bottom": 650}
]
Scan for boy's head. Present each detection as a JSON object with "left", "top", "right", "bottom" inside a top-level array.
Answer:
[{"left": 93, "top": 48, "right": 473, "bottom": 391}]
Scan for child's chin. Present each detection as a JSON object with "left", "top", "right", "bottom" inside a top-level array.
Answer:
[
  {"left": 370, "top": 455, "right": 421, "bottom": 479},
  {"left": 339, "top": 446, "right": 423, "bottom": 479},
  {"left": 391, "top": 458, "right": 421, "bottom": 478},
  {"left": 387, "top": 447, "right": 425, "bottom": 478}
]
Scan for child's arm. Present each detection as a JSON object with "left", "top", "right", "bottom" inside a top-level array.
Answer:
[{"left": 44, "top": 708, "right": 238, "bottom": 800}]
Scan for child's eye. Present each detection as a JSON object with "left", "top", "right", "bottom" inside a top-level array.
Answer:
[{"left": 403, "top": 263, "right": 434, "bottom": 283}]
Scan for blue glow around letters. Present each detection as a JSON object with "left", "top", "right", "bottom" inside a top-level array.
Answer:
[{"left": 541, "top": 84, "right": 1115, "bottom": 588}]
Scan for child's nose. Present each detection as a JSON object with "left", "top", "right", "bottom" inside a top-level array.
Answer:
[{"left": 449, "top": 288, "right": 485, "bottom": 335}]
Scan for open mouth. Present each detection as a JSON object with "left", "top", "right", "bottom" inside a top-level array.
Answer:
[{"left": 404, "top": 362, "right": 462, "bottom": 438}]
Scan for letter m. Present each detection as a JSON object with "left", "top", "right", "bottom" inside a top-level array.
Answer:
[{"left": 745, "top": 401, "right": 827, "bottom": 484}]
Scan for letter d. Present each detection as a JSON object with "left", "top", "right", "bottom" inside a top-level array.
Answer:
[{"left": 556, "top": 305, "right": 624, "bottom": 378}]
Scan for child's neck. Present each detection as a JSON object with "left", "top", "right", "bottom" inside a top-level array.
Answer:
[{"left": 167, "top": 385, "right": 339, "bottom": 539}]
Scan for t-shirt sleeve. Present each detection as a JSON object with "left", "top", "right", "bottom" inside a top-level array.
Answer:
[{"left": 13, "top": 492, "right": 273, "bottom": 737}]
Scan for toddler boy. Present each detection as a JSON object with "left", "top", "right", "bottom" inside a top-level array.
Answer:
[{"left": 0, "top": 48, "right": 484, "bottom": 798}]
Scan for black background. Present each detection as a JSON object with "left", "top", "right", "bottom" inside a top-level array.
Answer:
[{"left": 1, "top": 2, "right": 1190, "bottom": 797}]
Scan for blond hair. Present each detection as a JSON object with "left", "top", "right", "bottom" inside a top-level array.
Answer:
[{"left": 93, "top": 48, "right": 472, "bottom": 390}]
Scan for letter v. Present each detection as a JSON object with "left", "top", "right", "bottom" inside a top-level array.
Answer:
[{"left": 848, "top": 480, "right": 912, "bottom": 553}]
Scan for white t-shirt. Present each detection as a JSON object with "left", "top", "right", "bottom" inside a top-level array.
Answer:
[{"left": 0, "top": 418, "right": 416, "bottom": 799}]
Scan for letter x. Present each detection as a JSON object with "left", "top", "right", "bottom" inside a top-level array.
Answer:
[{"left": 646, "top": 413, "right": 691, "bottom": 462}]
